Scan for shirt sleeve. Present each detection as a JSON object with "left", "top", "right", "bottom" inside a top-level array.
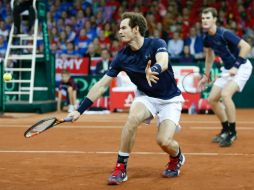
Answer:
[
  {"left": 69, "top": 78, "right": 77, "bottom": 90},
  {"left": 203, "top": 35, "right": 210, "bottom": 48},
  {"left": 106, "top": 53, "right": 121, "bottom": 77},
  {"left": 223, "top": 30, "right": 241, "bottom": 46},
  {"left": 153, "top": 38, "right": 168, "bottom": 54}
]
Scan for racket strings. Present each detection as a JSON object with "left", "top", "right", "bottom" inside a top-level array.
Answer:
[
  {"left": 28, "top": 119, "right": 56, "bottom": 134},
  {"left": 182, "top": 73, "right": 202, "bottom": 93}
]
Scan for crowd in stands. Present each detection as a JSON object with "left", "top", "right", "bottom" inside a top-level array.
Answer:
[{"left": 1, "top": 0, "right": 254, "bottom": 65}]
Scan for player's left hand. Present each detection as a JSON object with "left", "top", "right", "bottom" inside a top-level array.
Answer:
[
  {"left": 145, "top": 60, "right": 159, "bottom": 87},
  {"left": 228, "top": 67, "right": 238, "bottom": 76}
]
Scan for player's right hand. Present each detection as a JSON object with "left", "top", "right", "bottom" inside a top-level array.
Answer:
[
  {"left": 198, "top": 75, "right": 209, "bottom": 91},
  {"left": 66, "top": 110, "right": 81, "bottom": 121},
  {"left": 145, "top": 60, "right": 159, "bottom": 87}
]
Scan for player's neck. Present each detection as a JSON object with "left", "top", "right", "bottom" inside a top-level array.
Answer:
[
  {"left": 208, "top": 25, "right": 217, "bottom": 35},
  {"left": 129, "top": 36, "right": 144, "bottom": 51}
]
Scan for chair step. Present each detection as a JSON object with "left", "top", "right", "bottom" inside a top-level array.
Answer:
[
  {"left": 5, "top": 91, "right": 30, "bottom": 95},
  {"left": 10, "top": 45, "right": 34, "bottom": 49},
  {"left": 7, "top": 54, "right": 43, "bottom": 60},
  {"left": 5, "top": 79, "right": 31, "bottom": 83},
  {"left": 20, "top": 87, "right": 48, "bottom": 91},
  {"left": 5, "top": 68, "right": 32, "bottom": 72},
  {"left": 12, "top": 34, "right": 43, "bottom": 40}
]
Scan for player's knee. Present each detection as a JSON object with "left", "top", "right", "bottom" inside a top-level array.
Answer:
[
  {"left": 221, "top": 91, "right": 232, "bottom": 100},
  {"left": 67, "top": 87, "right": 74, "bottom": 92},
  {"left": 127, "top": 113, "right": 144, "bottom": 126},
  {"left": 156, "top": 137, "right": 173, "bottom": 149}
]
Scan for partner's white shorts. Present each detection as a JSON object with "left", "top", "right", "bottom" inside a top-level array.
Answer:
[
  {"left": 133, "top": 90, "right": 184, "bottom": 130},
  {"left": 214, "top": 60, "right": 253, "bottom": 92}
]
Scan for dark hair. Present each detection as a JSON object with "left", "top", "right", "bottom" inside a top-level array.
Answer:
[
  {"left": 121, "top": 12, "right": 147, "bottom": 37},
  {"left": 202, "top": 7, "right": 217, "bottom": 18}
]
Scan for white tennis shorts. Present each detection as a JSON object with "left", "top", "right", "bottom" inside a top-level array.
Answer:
[
  {"left": 133, "top": 90, "right": 184, "bottom": 131},
  {"left": 214, "top": 59, "right": 253, "bottom": 92}
]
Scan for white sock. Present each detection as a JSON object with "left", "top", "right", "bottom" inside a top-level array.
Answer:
[{"left": 118, "top": 151, "right": 129, "bottom": 157}]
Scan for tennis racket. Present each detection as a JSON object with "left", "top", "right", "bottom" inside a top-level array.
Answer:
[
  {"left": 182, "top": 72, "right": 230, "bottom": 94},
  {"left": 24, "top": 117, "right": 73, "bottom": 138}
]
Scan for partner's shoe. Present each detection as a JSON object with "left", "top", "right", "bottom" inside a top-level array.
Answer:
[
  {"left": 108, "top": 163, "right": 128, "bottom": 185},
  {"left": 219, "top": 131, "right": 237, "bottom": 147},
  {"left": 163, "top": 153, "right": 185, "bottom": 177},
  {"left": 212, "top": 130, "right": 228, "bottom": 143}
]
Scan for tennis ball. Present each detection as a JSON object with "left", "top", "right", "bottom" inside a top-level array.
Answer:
[{"left": 3, "top": 73, "right": 12, "bottom": 81}]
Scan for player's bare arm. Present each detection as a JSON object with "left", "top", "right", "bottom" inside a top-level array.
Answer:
[
  {"left": 228, "top": 39, "right": 252, "bottom": 76},
  {"left": 66, "top": 75, "right": 113, "bottom": 121},
  {"left": 198, "top": 47, "right": 215, "bottom": 89},
  {"left": 86, "top": 75, "right": 113, "bottom": 101},
  {"left": 204, "top": 47, "right": 215, "bottom": 76},
  {"left": 145, "top": 52, "right": 168, "bottom": 87}
]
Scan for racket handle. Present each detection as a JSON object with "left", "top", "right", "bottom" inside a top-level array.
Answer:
[{"left": 64, "top": 117, "right": 73, "bottom": 122}]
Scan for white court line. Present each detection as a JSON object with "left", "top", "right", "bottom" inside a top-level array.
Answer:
[
  {"left": 0, "top": 150, "right": 253, "bottom": 156},
  {"left": 1, "top": 125, "right": 254, "bottom": 130},
  {"left": 189, "top": 127, "right": 254, "bottom": 130}
]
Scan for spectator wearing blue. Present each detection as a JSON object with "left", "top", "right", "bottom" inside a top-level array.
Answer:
[
  {"left": 184, "top": 27, "right": 204, "bottom": 60},
  {"left": 74, "top": 28, "right": 92, "bottom": 56},
  {"left": 61, "top": 42, "right": 81, "bottom": 58},
  {"left": 0, "top": 35, "right": 7, "bottom": 59},
  {"left": 84, "top": 20, "right": 98, "bottom": 41},
  {"left": 65, "top": 25, "right": 76, "bottom": 43},
  {"left": 0, "top": 21, "right": 9, "bottom": 40},
  {"left": 167, "top": 31, "right": 184, "bottom": 60}
]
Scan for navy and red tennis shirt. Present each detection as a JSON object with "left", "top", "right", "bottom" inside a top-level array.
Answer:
[
  {"left": 203, "top": 27, "right": 241, "bottom": 69},
  {"left": 106, "top": 37, "right": 181, "bottom": 100}
]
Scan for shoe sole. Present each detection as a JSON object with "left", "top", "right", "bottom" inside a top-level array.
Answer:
[
  {"left": 162, "top": 154, "right": 185, "bottom": 178},
  {"left": 108, "top": 176, "right": 128, "bottom": 185}
]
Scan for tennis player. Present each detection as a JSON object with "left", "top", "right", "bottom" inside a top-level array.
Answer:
[
  {"left": 199, "top": 7, "right": 253, "bottom": 147},
  {"left": 65, "top": 12, "right": 185, "bottom": 185}
]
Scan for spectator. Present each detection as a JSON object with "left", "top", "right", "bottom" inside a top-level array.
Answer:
[
  {"left": 167, "top": 31, "right": 184, "bottom": 59},
  {"left": 110, "top": 39, "right": 121, "bottom": 57},
  {"left": 61, "top": 42, "right": 80, "bottom": 58},
  {"left": 183, "top": 27, "right": 204, "bottom": 60},
  {"left": 84, "top": 43, "right": 100, "bottom": 58},
  {"left": 98, "top": 30, "right": 111, "bottom": 49},
  {"left": 57, "top": 70, "right": 78, "bottom": 113},
  {"left": 92, "top": 37, "right": 102, "bottom": 56},
  {"left": 95, "top": 49, "right": 111, "bottom": 75},
  {"left": 75, "top": 28, "right": 92, "bottom": 56},
  {"left": 65, "top": 25, "right": 76, "bottom": 43},
  {"left": 0, "top": 21, "right": 8, "bottom": 40},
  {"left": 0, "top": 35, "right": 7, "bottom": 59}
]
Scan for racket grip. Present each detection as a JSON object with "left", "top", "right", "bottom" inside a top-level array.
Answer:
[{"left": 64, "top": 117, "right": 73, "bottom": 122}]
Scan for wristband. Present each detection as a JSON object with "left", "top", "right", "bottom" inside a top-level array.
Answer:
[
  {"left": 77, "top": 97, "right": 93, "bottom": 114},
  {"left": 234, "top": 56, "right": 246, "bottom": 68},
  {"left": 150, "top": 63, "right": 162, "bottom": 74}
]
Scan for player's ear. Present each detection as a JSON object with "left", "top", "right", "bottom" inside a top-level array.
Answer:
[
  {"left": 133, "top": 25, "right": 139, "bottom": 34},
  {"left": 214, "top": 16, "right": 217, "bottom": 23}
]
